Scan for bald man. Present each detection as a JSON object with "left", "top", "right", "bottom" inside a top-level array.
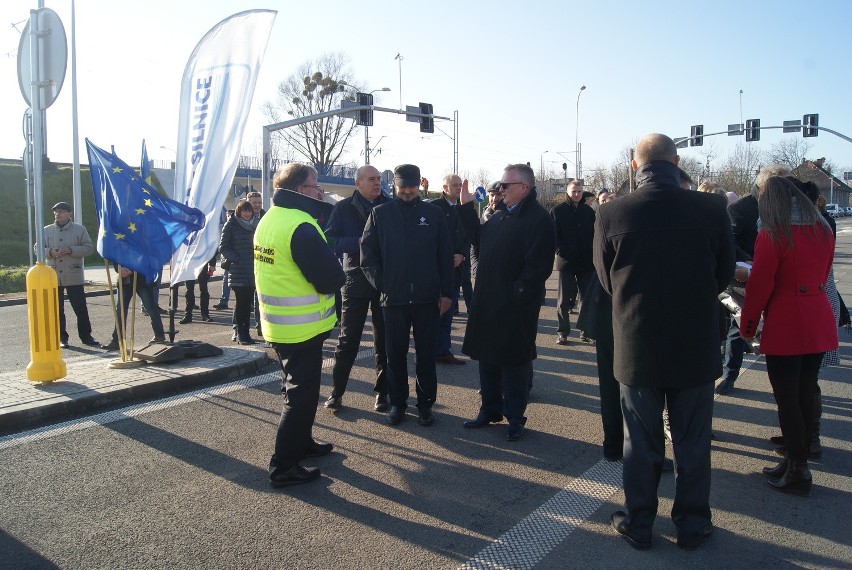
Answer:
[{"left": 594, "top": 134, "right": 734, "bottom": 551}]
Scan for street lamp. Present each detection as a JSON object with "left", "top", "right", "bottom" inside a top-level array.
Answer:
[
  {"left": 365, "top": 87, "right": 390, "bottom": 164},
  {"left": 575, "top": 85, "right": 586, "bottom": 181}
]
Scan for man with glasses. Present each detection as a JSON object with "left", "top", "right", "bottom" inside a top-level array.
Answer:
[
  {"left": 551, "top": 179, "right": 596, "bottom": 345},
  {"left": 461, "top": 164, "right": 556, "bottom": 441},
  {"left": 360, "top": 164, "right": 454, "bottom": 427}
]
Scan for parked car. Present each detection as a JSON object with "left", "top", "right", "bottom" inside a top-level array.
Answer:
[
  {"left": 845, "top": 206, "right": 852, "bottom": 217},
  {"left": 825, "top": 204, "right": 842, "bottom": 218}
]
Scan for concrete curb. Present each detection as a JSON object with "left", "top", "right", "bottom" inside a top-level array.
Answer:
[{"left": 0, "top": 347, "right": 272, "bottom": 435}]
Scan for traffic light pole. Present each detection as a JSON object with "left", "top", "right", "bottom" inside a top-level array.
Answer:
[
  {"left": 680, "top": 124, "right": 852, "bottom": 147},
  {"left": 261, "top": 105, "right": 451, "bottom": 208}
]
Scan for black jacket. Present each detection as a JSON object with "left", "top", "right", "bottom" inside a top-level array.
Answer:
[
  {"left": 551, "top": 198, "right": 596, "bottom": 272},
  {"left": 360, "top": 197, "right": 454, "bottom": 307},
  {"left": 462, "top": 190, "right": 556, "bottom": 365},
  {"left": 428, "top": 195, "right": 482, "bottom": 285},
  {"left": 728, "top": 193, "right": 758, "bottom": 262},
  {"left": 218, "top": 217, "right": 257, "bottom": 288},
  {"left": 594, "top": 160, "right": 735, "bottom": 389},
  {"left": 326, "top": 191, "right": 389, "bottom": 298}
]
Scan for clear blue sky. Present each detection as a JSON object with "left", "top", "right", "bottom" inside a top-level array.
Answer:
[{"left": 2, "top": 0, "right": 851, "bottom": 188}]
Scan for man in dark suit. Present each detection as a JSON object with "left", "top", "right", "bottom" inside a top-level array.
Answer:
[
  {"left": 462, "top": 163, "right": 556, "bottom": 441},
  {"left": 324, "top": 165, "right": 391, "bottom": 412},
  {"left": 716, "top": 164, "right": 791, "bottom": 395},
  {"left": 551, "top": 179, "right": 596, "bottom": 344},
  {"left": 594, "top": 134, "right": 734, "bottom": 551}
]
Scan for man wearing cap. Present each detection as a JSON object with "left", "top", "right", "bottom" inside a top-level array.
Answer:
[
  {"left": 360, "top": 164, "right": 454, "bottom": 427},
  {"left": 40, "top": 202, "right": 99, "bottom": 348},
  {"left": 481, "top": 181, "right": 505, "bottom": 223},
  {"left": 550, "top": 179, "right": 596, "bottom": 344}
]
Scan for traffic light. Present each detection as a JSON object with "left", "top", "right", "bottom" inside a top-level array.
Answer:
[
  {"left": 690, "top": 125, "right": 704, "bottom": 147},
  {"left": 419, "top": 102, "right": 434, "bottom": 133},
  {"left": 356, "top": 92, "right": 373, "bottom": 126},
  {"left": 803, "top": 113, "right": 819, "bottom": 137},
  {"left": 745, "top": 119, "right": 760, "bottom": 142}
]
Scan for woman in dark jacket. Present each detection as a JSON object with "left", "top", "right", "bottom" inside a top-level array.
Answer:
[
  {"left": 740, "top": 176, "right": 837, "bottom": 495},
  {"left": 219, "top": 199, "right": 258, "bottom": 344}
]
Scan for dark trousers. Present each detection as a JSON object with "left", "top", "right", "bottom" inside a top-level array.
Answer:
[
  {"left": 437, "top": 288, "right": 459, "bottom": 357},
  {"left": 459, "top": 259, "right": 473, "bottom": 310},
  {"left": 556, "top": 267, "right": 593, "bottom": 334},
  {"left": 383, "top": 303, "right": 439, "bottom": 410},
  {"left": 722, "top": 318, "right": 747, "bottom": 383},
  {"left": 595, "top": 320, "right": 623, "bottom": 457},
  {"left": 58, "top": 285, "right": 93, "bottom": 341},
  {"left": 269, "top": 338, "right": 325, "bottom": 475},
  {"left": 171, "top": 274, "right": 211, "bottom": 316},
  {"left": 765, "top": 353, "right": 823, "bottom": 462},
  {"left": 620, "top": 382, "right": 714, "bottom": 543},
  {"left": 478, "top": 360, "right": 533, "bottom": 422},
  {"left": 331, "top": 293, "right": 387, "bottom": 398},
  {"left": 112, "top": 278, "right": 164, "bottom": 342},
  {"left": 232, "top": 286, "right": 256, "bottom": 328}
]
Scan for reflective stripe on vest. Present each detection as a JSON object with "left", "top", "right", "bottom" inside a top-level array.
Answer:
[
  {"left": 258, "top": 292, "right": 330, "bottom": 307},
  {"left": 262, "top": 303, "right": 336, "bottom": 325}
]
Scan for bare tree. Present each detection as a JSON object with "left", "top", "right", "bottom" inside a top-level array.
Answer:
[
  {"left": 768, "top": 138, "right": 812, "bottom": 171},
  {"left": 715, "top": 143, "right": 765, "bottom": 196},
  {"left": 262, "top": 52, "right": 362, "bottom": 175}
]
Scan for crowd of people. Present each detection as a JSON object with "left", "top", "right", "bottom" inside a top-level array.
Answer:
[{"left": 41, "top": 132, "right": 843, "bottom": 550}]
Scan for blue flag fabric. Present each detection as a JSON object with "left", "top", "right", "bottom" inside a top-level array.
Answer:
[{"left": 86, "top": 139, "right": 205, "bottom": 282}]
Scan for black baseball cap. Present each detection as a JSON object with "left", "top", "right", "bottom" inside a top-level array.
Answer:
[{"left": 52, "top": 202, "right": 72, "bottom": 211}]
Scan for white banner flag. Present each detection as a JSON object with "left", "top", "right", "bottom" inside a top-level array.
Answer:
[{"left": 170, "top": 9, "right": 276, "bottom": 285}]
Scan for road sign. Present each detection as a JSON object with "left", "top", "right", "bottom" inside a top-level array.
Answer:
[
  {"left": 782, "top": 120, "right": 801, "bottom": 133},
  {"left": 474, "top": 186, "right": 486, "bottom": 203},
  {"left": 17, "top": 8, "right": 67, "bottom": 110},
  {"left": 674, "top": 137, "right": 688, "bottom": 149},
  {"left": 728, "top": 123, "right": 744, "bottom": 135},
  {"left": 340, "top": 99, "right": 359, "bottom": 121},
  {"left": 405, "top": 105, "right": 420, "bottom": 122}
]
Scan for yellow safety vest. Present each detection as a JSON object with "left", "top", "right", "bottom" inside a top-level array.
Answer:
[{"left": 254, "top": 206, "right": 337, "bottom": 344}]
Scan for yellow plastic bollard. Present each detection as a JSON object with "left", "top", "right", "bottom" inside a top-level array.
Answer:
[{"left": 26, "top": 262, "right": 67, "bottom": 382}]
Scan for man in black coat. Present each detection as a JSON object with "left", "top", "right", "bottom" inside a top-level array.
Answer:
[
  {"left": 716, "top": 164, "right": 791, "bottom": 395},
  {"left": 324, "top": 165, "right": 391, "bottom": 412},
  {"left": 360, "top": 164, "right": 454, "bottom": 427},
  {"left": 551, "top": 179, "right": 596, "bottom": 344},
  {"left": 428, "top": 173, "right": 471, "bottom": 365},
  {"left": 462, "top": 163, "right": 556, "bottom": 441},
  {"left": 594, "top": 134, "right": 734, "bottom": 551}
]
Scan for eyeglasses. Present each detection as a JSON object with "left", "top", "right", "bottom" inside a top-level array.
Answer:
[
  {"left": 300, "top": 183, "right": 323, "bottom": 192},
  {"left": 499, "top": 182, "right": 525, "bottom": 190}
]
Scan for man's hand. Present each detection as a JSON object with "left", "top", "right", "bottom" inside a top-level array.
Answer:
[
  {"left": 119, "top": 267, "right": 132, "bottom": 278},
  {"left": 460, "top": 179, "right": 475, "bottom": 205},
  {"left": 734, "top": 265, "right": 749, "bottom": 283},
  {"left": 453, "top": 253, "right": 464, "bottom": 267},
  {"left": 420, "top": 177, "right": 430, "bottom": 192},
  {"left": 438, "top": 296, "right": 452, "bottom": 316}
]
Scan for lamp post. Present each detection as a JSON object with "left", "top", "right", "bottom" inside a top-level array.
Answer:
[
  {"left": 365, "top": 87, "right": 390, "bottom": 164},
  {"left": 575, "top": 85, "right": 586, "bottom": 181}
]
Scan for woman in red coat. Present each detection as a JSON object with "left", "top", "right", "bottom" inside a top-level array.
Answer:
[{"left": 740, "top": 176, "right": 837, "bottom": 496}]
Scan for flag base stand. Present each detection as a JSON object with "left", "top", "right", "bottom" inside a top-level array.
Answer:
[
  {"left": 133, "top": 340, "right": 223, "bottom": 364},
  {"left": 109, "top": 358, "right": 147, "bottom": 369}
]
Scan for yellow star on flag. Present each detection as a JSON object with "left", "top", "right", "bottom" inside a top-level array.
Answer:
[
  {"left": 112, "top": 167, "right": 122, "bottom": 173},
  {"left": 128, "top": 222, "right": 137, "bottom": 233},
  {"left": 144, "top": 198, "right": 153, "bottom": 207},
  {"left": 135, "top": 208, "right": 145, "bottom": 215},
  {"left": 114, "top": 232, "right": 126, "bottom": 240}
]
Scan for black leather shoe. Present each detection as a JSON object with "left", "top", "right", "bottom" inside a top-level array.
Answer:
[
  {"left": 769, "top": 435, "right": 784, "bottom": 445},
  {"left": 269, "top": 465, "right": 321, "bottom": 488},
  {"left": 417, "top": 408, "right": 434, "bottom": 426},
  {"left": 60, "top": 338, "right": 70, "bottom": 349},
  {"left": 767, "top": 459, "right": 812, "bottom": 495},
  {"left": 80, "top": 337, "right": 99, "bottom": 347},
  {"left": 387, "top": 405, "right": 404, "bottom": 425},
  {"left": 762, "top": 459, "right": 788, "bottom": 479},
  {"left": 374, "top": 394, "right": 389, "bottom": 412},
  {"left": 179, "top": 314, "right": 192, "bottom": 324},
  {"left": 324, "top": 396, "right": 342, "bottom": 410},
  {"left": 556, "top": 334, "right": 569, "bottom": 345},
  {"left": 436, "top": 354, "right": 466, "bottom": 365},
  {"left": 463, "top": 412, "right": 503, "bottom": 428},
  {"left": 611, "top": 511, "right": 651, "bottom": 550},
  {"left": 151, "top": 335, "right": 166, "bottom": 343},
  {"left": 303, "top": 441, "right": 333, "bottom": 458},
  {"left": 506, "top": 421, "right": 524, "bottom": 441},
  {"left": 100, "top": 340, "right": 120, "bottom": 351},
  {"left": 212, "top": 302, "right": 228, "bottom": 310},
  {"left": 676, "top": 524, "right": 713, "bottom": 550}
]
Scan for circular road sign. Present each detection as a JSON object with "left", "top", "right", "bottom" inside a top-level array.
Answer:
[{"left": 17, "top": 8, "right": 68, "bottom": 111}]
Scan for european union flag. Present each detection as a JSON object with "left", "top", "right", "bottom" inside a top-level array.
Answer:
[
  {"left": 140, "top": 139, "right": 153, "bottom": 185},
  {"left": 86, "top": 139, "right": 205, "bottom": 282}
]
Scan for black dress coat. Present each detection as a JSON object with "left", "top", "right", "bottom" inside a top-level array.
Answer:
[
  {"left": 728, "top": 193, "right": 759, "bottom": 262},
  {"left": 593, "top": 161, "right": 735, "bottom": 389},
  {"left": 462, "top": 190, "right": 556, "bottom": 366},
  {"left": 218, "top": 217, "right": 257, "bottom": 288},
  {"left": 550, "top": 199, "right": 595, "bottom": 272}
]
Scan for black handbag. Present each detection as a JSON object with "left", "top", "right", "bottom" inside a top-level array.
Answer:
[{"left": 839, "top": 292, "right": 850, "bottom": 330}]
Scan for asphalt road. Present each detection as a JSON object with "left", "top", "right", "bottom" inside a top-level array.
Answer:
[{"left": 1, "top": 218, "right": 850, "bottom": 569}]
